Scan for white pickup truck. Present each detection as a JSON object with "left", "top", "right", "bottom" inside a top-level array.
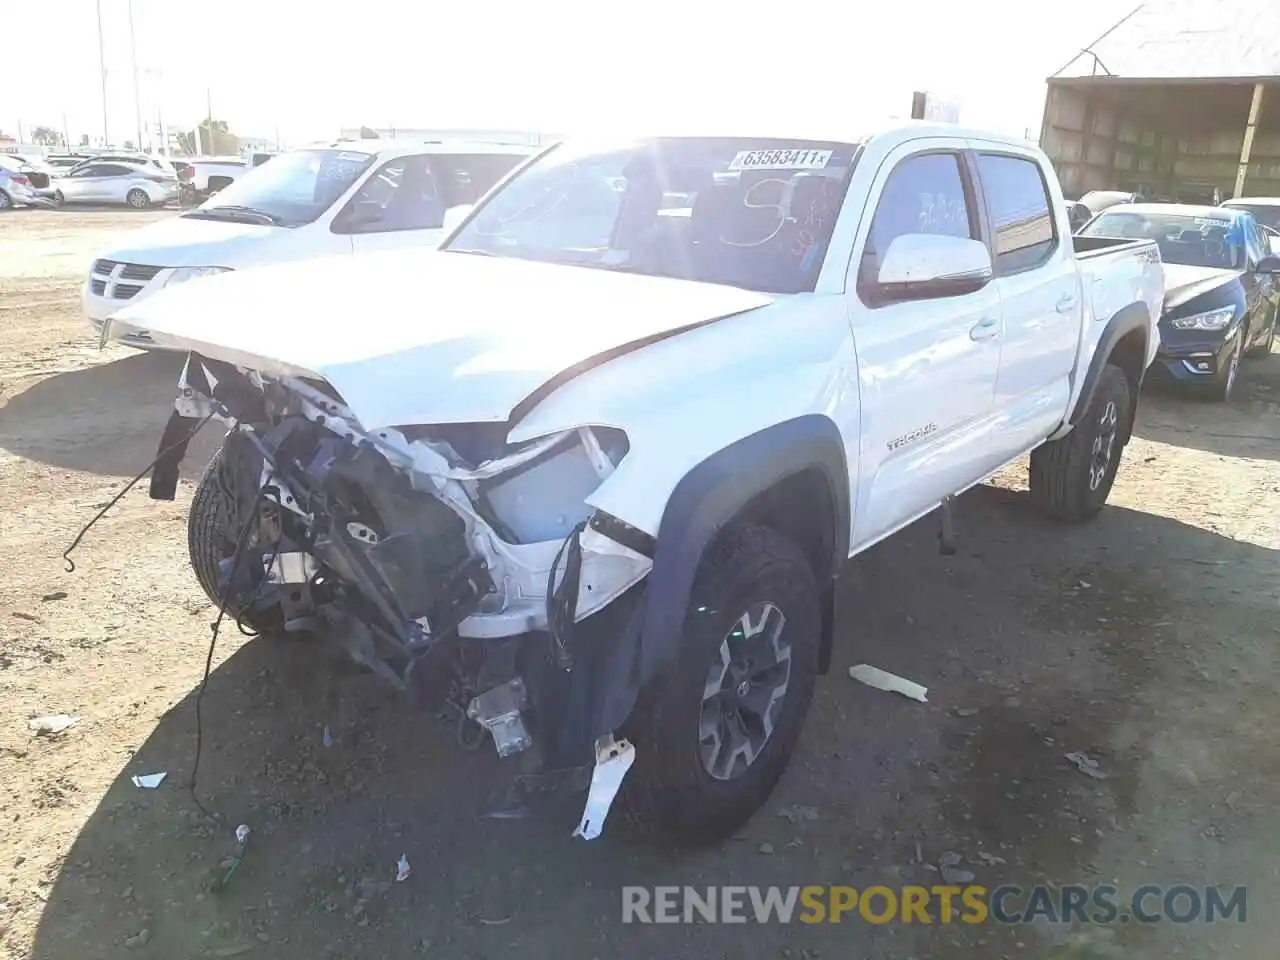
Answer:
[{"left": 105, "top": 123, "right": 1162, "bottom": 845}]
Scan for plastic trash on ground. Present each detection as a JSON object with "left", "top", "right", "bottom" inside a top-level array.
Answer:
[{"left": 848, "top": 664, "right": 929, "bottom": 702}]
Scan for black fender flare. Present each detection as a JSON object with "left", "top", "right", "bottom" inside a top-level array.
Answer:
[
  {"left": 1068, "top": 301, "right": 1151, "bottom": 431},
  {"left": 531, "top": 416, "right": 851, "bottom": 765},
  {"left": 640, "top": 413, "right": 850, "bottom": 677},
  {"left": 576, "top": 415, "right": 851, "bottom": 744}
]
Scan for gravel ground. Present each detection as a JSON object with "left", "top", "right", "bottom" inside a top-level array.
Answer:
[{"left": 1, "top": 208, "right": 1277, "bottom": 960}]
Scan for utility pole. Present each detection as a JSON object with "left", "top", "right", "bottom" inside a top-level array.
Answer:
[
  {"left": 205, "top": 88, "right": 213, "bottom": 154},
  {"left": 96, "top": 0, "right": 109, "bottom": 146},
  {"left": 62, "top": 113, "right": 71, "bottom": 152},
  {"left": 128, "top": 0, "right": 143, "bottom": 150}
]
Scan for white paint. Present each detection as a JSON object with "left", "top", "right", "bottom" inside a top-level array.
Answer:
[{"left": 121, "top": 122, "right": 1163, "bottom": 653}]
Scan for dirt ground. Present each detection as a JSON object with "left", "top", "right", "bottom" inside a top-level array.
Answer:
[{"left": 0, "top": 208, "right": 1277, "bottom": 960}]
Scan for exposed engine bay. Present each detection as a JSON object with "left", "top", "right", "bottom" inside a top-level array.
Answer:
[{"left": 150, "top": 351, "right": 652, "bottom": 826}]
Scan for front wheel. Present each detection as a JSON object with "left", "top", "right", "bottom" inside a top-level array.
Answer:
[
  {"left": 1030, "top": 363, "right": 1132, "bottom": 523},
  {"left": 188, "top": 447, "right": 278, "bottom": 633},
  {"left": 126, "top": 188, "right": 150, "bottom": 209},
  {"left": 1204, "top": 332, "right": 1243, "bottom": 401},
  {"left": 621, "top": 523, "right": 821, "bottom": 845},
  {"left": 51, "top": 190, "right": 64, "bottom": 207},
  {"left": 0, "top": 190, "right": 12, "bottom": 211}
]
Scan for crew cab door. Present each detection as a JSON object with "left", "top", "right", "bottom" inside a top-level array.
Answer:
[
  {"left": 846, "top": 142, "right": 1003, "bottom": 549},
  {"left": 971, "top": 148, "right": 1081, "bottom": 461}
]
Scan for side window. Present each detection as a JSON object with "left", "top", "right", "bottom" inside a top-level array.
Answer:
[
  {"left": 71, "top": 165, "right": 102, "bottom": 178},
  {"left": 976, "top": 153, "right": 1057, "bottom": 274},
  {"left": 338, "top": 155, "right": 444, "bottom": 233},
  {"left": 859, "top": 152, "right": 975, "bottom": 299},
  {"left": 432, "top": 154, "right": 526, "bottom": 207},
  {"left": 98, "top": 164, "right": 131, "bottom": 177}
]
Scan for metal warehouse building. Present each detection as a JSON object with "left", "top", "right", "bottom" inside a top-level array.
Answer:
[{"left": 1041, "top": 0, "right": 1280, "bottom": 202}]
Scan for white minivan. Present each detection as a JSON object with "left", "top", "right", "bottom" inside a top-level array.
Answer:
[{"left": 84, "top": 140, "right": 541, "bottom": 347}]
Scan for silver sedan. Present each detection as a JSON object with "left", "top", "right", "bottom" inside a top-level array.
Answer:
[{"left": 55, "top": 160, "right": 179, "bottom": 208}]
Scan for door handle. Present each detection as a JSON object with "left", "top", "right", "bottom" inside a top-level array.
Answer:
[
  {"left": 969, "top": 316, "right": 1001, "bottom": 341},
  {"left": 1056, "top": 293, "right": 1078, "bottom": 313}
]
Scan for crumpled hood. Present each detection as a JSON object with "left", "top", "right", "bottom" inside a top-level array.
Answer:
[
  {"left": 94, "top": 214, "right": 282, "bottom": 267},
  {"left": 109, "top": 249, "right": 773, "bottom": 429},
  {"left": 1162, "top": 263, "right": 1241, "bottom": 311}
]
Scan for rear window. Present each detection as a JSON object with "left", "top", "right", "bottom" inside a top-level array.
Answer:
[
  {"left": 977, "top": 154, "right": 1056, "bottom": 273},
  {"left": 1081, "top": 210, "right": 1246, "bottom": 269}
]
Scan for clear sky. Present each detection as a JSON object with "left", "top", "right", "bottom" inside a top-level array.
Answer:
[{"left": 2, "top": 0, "right": 1134, "bottom": 148}]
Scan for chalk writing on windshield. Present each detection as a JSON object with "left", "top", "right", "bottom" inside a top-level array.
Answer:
[{"left": 917, "top": 191, "right": 968, "bottom": 235}]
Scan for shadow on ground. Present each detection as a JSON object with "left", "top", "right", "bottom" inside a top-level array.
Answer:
[
  {"left": 1135, "top": 348, "right": 1280, "bottom": 461},
  {"left": 27, "top": 485, "right": 1279, "bottom": 960},
  {"left": 0, "top": 350, "right": 221, "bottom": 479}
]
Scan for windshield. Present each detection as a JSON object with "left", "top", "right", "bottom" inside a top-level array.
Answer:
[
  {"left": 185, "top": 149, "right": 375, "bottom": 226},
  {"left": 0, "top": 156, "right": 22, "bottom": 172},
  {"left": 1080, "top": 210, "right": 1247, "bottom": 269},
  {"left": 443, "top": 137, "right": 860, "bottom": 294},
  {"left": 1221, "top": 202, "right": 1280, "bottom": 232}
]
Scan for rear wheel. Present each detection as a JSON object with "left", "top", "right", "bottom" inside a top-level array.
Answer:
[
  {"left": 126, "top": 188, "right": 150, "bottom": 209},
  {"left": 52, "top": 189, "right": 64, "bottom": 207},
  {"left": 621, "top": 523, "right": 821, "bottom": 845},
  {"left": 1030, "top": 363, "right": 1131, "bottom": 523}
]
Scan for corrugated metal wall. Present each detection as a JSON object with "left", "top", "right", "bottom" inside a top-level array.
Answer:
[{"left": 1041, "top": 81, "right": 1280, "bottom": 200}]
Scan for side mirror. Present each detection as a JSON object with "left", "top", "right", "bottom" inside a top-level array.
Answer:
[
  {"left": 875, "top": 234, "right": 993, "bottom": 302},
  {"left": 441, "top": 204, "right": 474, "bottom": 234},
  {"left": 1255, "top": 254, "right": 1280, "bottom": 274}
]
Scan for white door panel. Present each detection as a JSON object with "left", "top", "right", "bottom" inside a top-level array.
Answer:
[
  {"left": 845, "top": 141, "right": 1003, "bottom": 550},
  {"left": 975, "top": 150, "right": 1082, "bottom": 460}
]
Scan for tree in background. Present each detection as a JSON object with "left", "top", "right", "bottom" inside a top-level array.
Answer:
[
  {"left": 359, "top": 125, "right": 380, "bottom": 139},
  {"left": 197, "top": 119, "right": 240, "bottom": 155},
  {"left": 31, "top": 126, "right": 65, "bottom": 147},
  {"left": 176, "top": 130, "right": 198, "bottom": 155}
]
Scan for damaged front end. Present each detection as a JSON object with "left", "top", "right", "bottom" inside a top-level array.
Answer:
[{"left": 155, "top": 351, "right": 654, "bottom": 834}]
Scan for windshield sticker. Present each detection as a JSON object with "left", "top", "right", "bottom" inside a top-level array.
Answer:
[
  {"left": 336, "top": 151, "right": 372, "bottom": 162},
  {"left": 1194, "top": 217, "right": 1230, "bottom": 227},
  {"left": 728, "top": 149, "right": 832, "bottom": 172}
]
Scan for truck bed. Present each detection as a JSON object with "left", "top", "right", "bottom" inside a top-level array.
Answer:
[
  {"left": 1069, "top": 234, "right": 1163, "bottom": 378},
  {"left": 1071, "top": 234, "right": 1153, "bottom": 258}
]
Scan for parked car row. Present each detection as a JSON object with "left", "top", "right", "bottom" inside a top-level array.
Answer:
[{"left": 0, "top": 151, "right": 280, "bottom": 212}]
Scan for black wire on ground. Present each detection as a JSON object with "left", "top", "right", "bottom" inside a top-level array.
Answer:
[
  {"left": 189, "top": 477, "right": 268, "bottom": 821},
  {"left": 62, "top": 411, "right": 215, "bottom": 572}
]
